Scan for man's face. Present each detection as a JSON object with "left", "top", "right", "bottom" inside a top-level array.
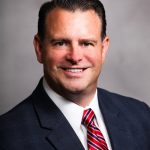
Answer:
[{"left": 34, "top": 8, "right": 109, "bottom": 99}]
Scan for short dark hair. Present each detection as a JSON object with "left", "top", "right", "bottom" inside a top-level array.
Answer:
[{"left": 38, "top": 0, "right": 107, "bottom": 41}]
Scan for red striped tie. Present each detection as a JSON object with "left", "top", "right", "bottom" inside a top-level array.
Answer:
[{"left": 82, "top": 108, "right": 109, "bottom": 150}]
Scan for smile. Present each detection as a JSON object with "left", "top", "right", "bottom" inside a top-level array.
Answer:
[
  {"left": 60, "top": 67, "right": 88, "bottom": 77},
  {"left": 64, "top": 68, "right": 84, "bottom": 73}
]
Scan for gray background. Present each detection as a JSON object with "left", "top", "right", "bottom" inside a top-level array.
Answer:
[{"left": 0, "top": 0, "right": 150, "bottom": 115}]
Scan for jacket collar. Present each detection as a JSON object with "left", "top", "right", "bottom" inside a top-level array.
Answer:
[
  {"left": 32, "top": 79, "right": 138, "bottom": 150},
  {"left": 32, "top": 79, "right": 85, "bottom": 150},
  {"left": 98, "top": 88, "right": 138, "bottom": 150}
]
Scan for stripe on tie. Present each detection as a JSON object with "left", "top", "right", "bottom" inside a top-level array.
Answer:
[{"left": 82, "top": 108, "right": 109, "bottom": 150}]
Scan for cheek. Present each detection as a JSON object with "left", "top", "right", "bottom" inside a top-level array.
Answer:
[
  {"left": 86, "top": 50, "right": 102, "bottom": 66},
  {"left": 44, "top": 51, "right": 65, "bottom": 68}
]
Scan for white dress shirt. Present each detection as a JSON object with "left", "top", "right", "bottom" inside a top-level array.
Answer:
[{"left": 43, "top": 79, "right": 112, "bottom": 150}]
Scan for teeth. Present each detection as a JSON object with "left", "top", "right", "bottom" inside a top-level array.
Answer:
[{"left": 66, "top": 69, "right": 83, "bottom": 73}]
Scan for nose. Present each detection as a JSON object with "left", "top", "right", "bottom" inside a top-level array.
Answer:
[{"left": 66, "top": 44, "right": 83, "bottom": 64}]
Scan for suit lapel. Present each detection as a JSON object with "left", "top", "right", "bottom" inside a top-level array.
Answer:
[
  {"left": 32, "top": 80, "right": 85, "bottom": 150},
  {"left": 46, "top": 118, "right": 84, "bottom": 150},
  {"left": 31, "top": 80, "right": 139, "bottom": 150},
  {"left": 98, "top": 89, "right": 138, "bottom": 150}
]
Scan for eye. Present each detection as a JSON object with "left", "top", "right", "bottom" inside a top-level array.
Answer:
[
  {"left": 53, "top": 40, "right": 66, "bottom": 46},
  {"left": 81, "top": 41, "right": 94, "bottom": 47}
]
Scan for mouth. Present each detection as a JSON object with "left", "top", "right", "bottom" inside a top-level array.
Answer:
[
  {"left": 62, "top": 68, "right": 87, "bottom": 73},
  {"left": 59, "top": 67, "right": 88, "bottom": 77}
]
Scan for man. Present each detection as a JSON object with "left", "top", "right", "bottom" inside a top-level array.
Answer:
[{"left": 0, "top": 0, "right": 150, "bottom": 150}]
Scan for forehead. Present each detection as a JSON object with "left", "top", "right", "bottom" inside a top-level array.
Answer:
[
  {"left": 46, "top": 8, "right": 102, "bottom": 28},
  {"left": 45, "top": 8, "right": 102, "bottom": 38}
]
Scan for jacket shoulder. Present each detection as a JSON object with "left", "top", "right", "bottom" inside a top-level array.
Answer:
[
  {"left": 0, "top": 79, "right": 42, "bottom": 126},
  {"left": 98, "top": 88, "right": 149, "bottom": 106},
  {"left": 0, "top": 96, "right": 35, "bottom": 131},
  {"left": 97, "top": 88, "right": 150, "bottom": 117}
]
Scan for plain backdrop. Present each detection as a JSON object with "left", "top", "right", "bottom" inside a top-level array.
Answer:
[{"left": 0, "top": 0, "right": 150, "bottom": 115}]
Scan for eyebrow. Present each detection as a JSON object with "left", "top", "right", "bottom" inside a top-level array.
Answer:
[
  {"left": 79, "top": 39, "right": 97, "bottom": 44},
  {"left": 47, "top": 37, "right": 98, "bottom": 44},
  {"left": 48, "top": 38, "right": 70, "bottom": 43}
]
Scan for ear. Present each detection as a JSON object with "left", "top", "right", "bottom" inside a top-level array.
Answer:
[
  {"left": 33, "top": 34, "right": 43, "bottom": 63},
  {"left": 101, "top": 36, "right": 110, "bottom": 64}
]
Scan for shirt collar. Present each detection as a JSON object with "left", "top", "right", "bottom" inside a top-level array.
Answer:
[
  {"left": 43, "top": 78, "right": 99, "bottom": 131},
  {"left": 84, "top": 90, "right": 101, "bottom": 126}
]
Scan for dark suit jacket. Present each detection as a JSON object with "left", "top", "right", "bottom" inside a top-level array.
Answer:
[{"left": 0, "top": 79, "right": 150, "bottom": 150}]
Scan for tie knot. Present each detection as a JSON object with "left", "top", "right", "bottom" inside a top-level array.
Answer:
[{"left": 82, "top": 108, "right": 95, "bottom": 127}]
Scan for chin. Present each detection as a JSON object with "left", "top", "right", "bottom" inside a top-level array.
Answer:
[{"left": 63, "top": 84, "right": 88, "bottom": 93}]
